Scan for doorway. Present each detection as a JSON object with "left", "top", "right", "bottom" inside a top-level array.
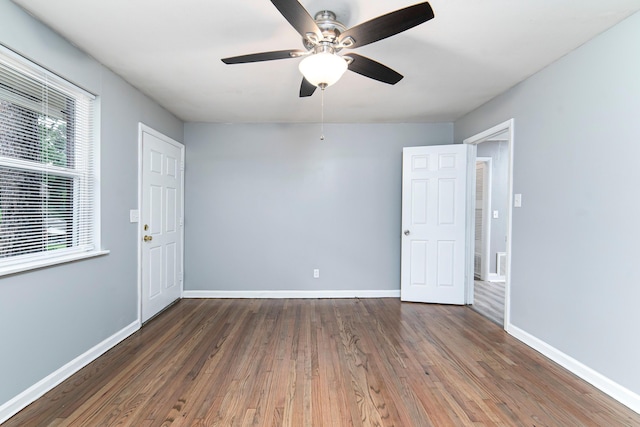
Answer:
[{"left": 464, "top": 120, "right": 514, "bottom": 328}]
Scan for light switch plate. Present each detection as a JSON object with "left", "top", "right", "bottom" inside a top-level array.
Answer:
[
  {"left": 129, "top": 209, "right": 139, "bottom": 223},
  {"left": 514, "top": 194, "right": 522, "bottom": 208},
  {"left": 493, "top": 210, "right": 499, "bottom": 219}
]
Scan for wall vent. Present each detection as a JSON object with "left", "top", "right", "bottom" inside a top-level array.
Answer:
[{"left": 496, "top": 252, "right": 507, "bottom": 277}]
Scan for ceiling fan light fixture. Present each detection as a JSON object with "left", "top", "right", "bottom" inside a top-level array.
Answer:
[{"left": 298, "top": 52, "right": 347, "bottom": 88}]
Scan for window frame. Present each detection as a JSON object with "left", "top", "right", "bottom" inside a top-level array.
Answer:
[{"left": 0, "top": 46, "right": 108, "bottom": 277}]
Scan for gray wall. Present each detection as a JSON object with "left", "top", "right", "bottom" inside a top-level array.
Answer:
[
  {"left": 455, "top": 11, "right": 640, "bottom": 395},
  {"left": 477, "top": 141, "right": 508, "bottom": 274},
  {"left": 0, "top": 1, "right": 183, "bottom": 405},
  {"left": 184, "top": 123, "right": 452, "bottom": 292}
]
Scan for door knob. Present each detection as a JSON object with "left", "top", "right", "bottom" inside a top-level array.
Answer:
[
  {"left": 143, "top": 235, "right": 153, "bottom": 242},
  {"left": 403, "top": 230, "right": 410, "bottom": 236}
]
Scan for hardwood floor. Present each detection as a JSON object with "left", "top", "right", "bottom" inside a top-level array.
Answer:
[
  {"left": 471, "top": 280, "right": 505, "bottom": 326},
  {"left": 5, "top": 299, "right": 639, "bottom": 426}
]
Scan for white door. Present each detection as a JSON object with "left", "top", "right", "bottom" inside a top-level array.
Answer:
[
  {"left": 401, "top": 145, "right": 470, "bottom": 304},
  {"left": 140, "top": 126, "right": 184, "bottom": 323}
]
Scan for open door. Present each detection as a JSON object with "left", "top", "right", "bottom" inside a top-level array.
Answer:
[{"left": 400, "top": 145, "right": 471, "bottom": 304}]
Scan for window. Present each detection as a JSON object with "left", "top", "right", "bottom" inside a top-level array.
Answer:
[{"left": 0, "top": 47, "right": 102, "bottom": 275}]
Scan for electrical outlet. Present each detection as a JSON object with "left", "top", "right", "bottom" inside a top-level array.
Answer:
[{"left": 313, "top": 269, "right": 320, "bottom": 279}]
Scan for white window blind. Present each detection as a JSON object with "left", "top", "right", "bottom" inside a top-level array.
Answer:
[{"left": 0, "top": 47, "right": 99, "bottom": 273}]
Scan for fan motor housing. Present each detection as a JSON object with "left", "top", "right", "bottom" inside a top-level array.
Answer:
[{"left": 302, "top": 10, "right": 346, "bottom": 51}]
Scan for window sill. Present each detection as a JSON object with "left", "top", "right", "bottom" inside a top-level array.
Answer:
[{"left": 0, "top": 249, "right": 110, "bottom": 277}]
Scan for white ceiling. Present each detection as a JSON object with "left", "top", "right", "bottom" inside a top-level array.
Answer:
[{"left": 12, "top": 0, "right": 640, "bottom": 123}]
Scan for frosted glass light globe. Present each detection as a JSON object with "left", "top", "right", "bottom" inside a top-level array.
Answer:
[{"left": 298, "top": 52, "right": 348, "bottom": 88}]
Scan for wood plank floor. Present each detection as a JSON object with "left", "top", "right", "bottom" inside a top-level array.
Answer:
[
  {"left": 471, "top": 280, "right": 505, "bottom": 326},
  {"left": 5, "top": 299, "right": 639, "bottom": 426}
]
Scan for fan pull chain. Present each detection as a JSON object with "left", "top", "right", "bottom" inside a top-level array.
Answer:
[{"left": 320, "top": 88, "right": 325, "bottom": 141}]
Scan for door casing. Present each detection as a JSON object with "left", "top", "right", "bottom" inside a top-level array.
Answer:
[{"left": 464, "top": 119, "right": 514, "bottom": 329}]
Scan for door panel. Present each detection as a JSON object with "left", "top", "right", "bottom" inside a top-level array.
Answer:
[
  {"left": 410, "top": 240, "right": 428, "bottom": 285},
  {"left": 401, "top": 145, "right": 469, "bottom": 304},
  {"left": 411, "top": 180, "right": 428, "bottom": 223},
  {"left": 166, "top": 242, "right": 177, "bottom": 289},
  {"left": 149, "top": 246, "right": 162, "bottom": 298},
  {"left": 166, "top": 187, "right": 177, "bottom": 233},
  {"left": 438, "top": 178, "right": 456, "bottom": 224},
  {"left": 437, "top": 240, "right": 455, "bottom": 286},
  {"left": 150, "top": 185, "right": 162, "bottom": 233}
]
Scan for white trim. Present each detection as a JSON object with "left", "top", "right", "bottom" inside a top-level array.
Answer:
[
  {"left": 464, "top": 119, "right": 515, "bottom": 330},
  {"left": 0, "top": 320, "right": 140, "bottom": 424},
  {"left": 465, "top": 143, "right": 477, "bottom": 304},
  {"left": 183, "top": 289, "right": 401, "bottom": 299},
  {"left": 487, "top": 273, "right": 505, "bottom": 283},
  {"left": 507, "top": 324, "right": 640, "bottom": 415},
  {"left": 464, "top": 120, "right": 514, "bottom": 145},
  {"left": 0, "top": 249, "right": 109, "bottom": 277},
  {"left": 0, "top": 43, "right": 96, "bottom": 99},
  {"left": 137, "top": 126, "right": 144, "bottom": 323},
  {"left": 93, "top": 97, "right": 103, "bottom": 262}
]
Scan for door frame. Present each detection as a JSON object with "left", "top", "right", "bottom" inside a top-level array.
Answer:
[
  {"left": 464, "top": 119, "right": 514, "bottom": 329},
  {"left": 137, "top": 123, "right": 185, "bottom": 323}
]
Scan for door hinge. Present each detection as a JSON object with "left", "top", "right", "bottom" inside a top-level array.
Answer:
[
  {"left": 180, "top": 160, "right": 185, "bottom": 171},
  {"left": 179, "top": 217, "right": 184, "bottom": 227}
]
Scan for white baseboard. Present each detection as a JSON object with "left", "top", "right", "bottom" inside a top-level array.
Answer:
[
  {"left": 487, "top": 273, "right": 505, "bottom": 283},
  {"left": 183, "top": 289, "right": 401, "bottom": 299},
  {"left": 0, "top": 320, "right": 140, "bottom": 424},
  {"left": 507, "top": 323, "right": 640, "bottom": 415}
]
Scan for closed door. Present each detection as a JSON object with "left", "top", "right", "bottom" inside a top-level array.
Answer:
[
  {"left": 401, "top": 145, "right": 469, "bottom": 304},
  {"left": 140, "top": 127, "right": 184, "bottom": 323}
]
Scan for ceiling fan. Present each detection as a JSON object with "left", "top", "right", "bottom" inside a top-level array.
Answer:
[{"left": 221, "top": 0, "right": 435, "bottom": 97}]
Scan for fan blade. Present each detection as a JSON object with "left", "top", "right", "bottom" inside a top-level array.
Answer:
[
  {"left": 347, "top": 54, "right": 403, "bottom": 85},
  {"left": 338, "top": 2, "right": 434, "bottom": 49},
  {"left": 271, "top": 0, "right": 322, "bottom": 41},
  {"left": 221, "top": 49, "right": 307, "bottom": 64},
  {"left": 299, "top": 77, "right": 317, "bottom": 97}
]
